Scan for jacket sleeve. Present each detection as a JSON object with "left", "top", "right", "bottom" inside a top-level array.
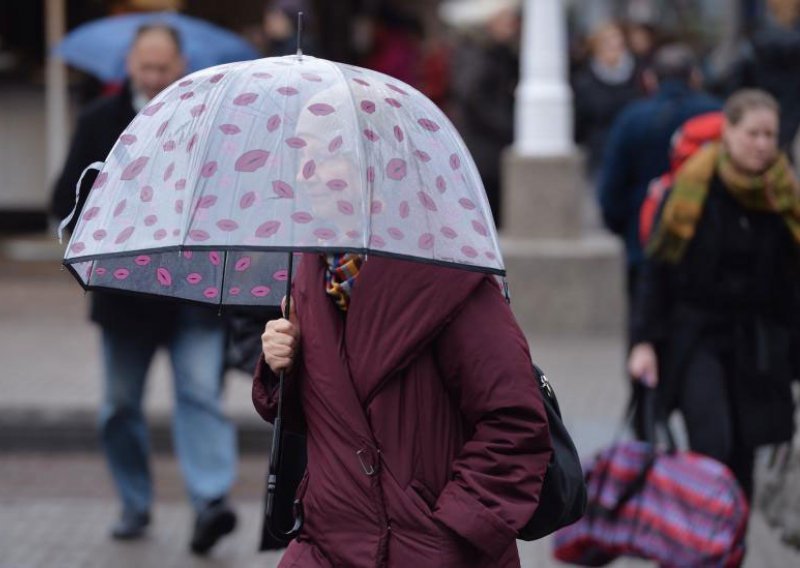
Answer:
[
  {"left": 50, "top": 110, "right": 99, "bottom": 230},
  {"left": 252, "top": 356, "right": 306, "bottom": 433},
  {"left": 597, "top": 111, "right": 635, "bottom": 236},
  {"left": 630, "top": 257, "right": 672, "bottom": 345},
  {"left": 431, "top": 277, "right": 551, "bottom": 558}
]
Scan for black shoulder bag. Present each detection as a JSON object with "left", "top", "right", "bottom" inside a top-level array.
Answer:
[{"left": 517, "top": 364, "right": 587, "bottom": 540}]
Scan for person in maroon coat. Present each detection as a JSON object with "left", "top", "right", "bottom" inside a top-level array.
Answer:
[{"left": 252, "top": 253, "right": 551, "bottom": 567}]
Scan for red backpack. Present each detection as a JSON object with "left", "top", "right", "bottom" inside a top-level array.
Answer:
[{"left": 638, "top": 111, "right": 724, "bottom": 246}]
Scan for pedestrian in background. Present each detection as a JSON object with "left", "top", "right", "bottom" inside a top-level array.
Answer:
[
  {"left": 629, "top": 89, "right": 800, "bottom": 500},
  {"left": 596, "top": 43, "right": 719, "bottom": 436},
  {"left": 572, "top": 21, "right": 643, "bottom": 183},
  {"left": 50, "top": 25, "right": 238, "bottom": 554},
  {"left": 254, "top": 254, "right": 551, "bottom": 567},
  {"left": 442, "top": 0, "right": 521, "bottom": 229},
  {"left": 720, "top": 0, "right": 800, "bottom": 154}
]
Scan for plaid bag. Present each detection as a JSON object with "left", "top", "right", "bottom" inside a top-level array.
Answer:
[{"left": 553, "top": 439, "right": 749, "bottom": 567}]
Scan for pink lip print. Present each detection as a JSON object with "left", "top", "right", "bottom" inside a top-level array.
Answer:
[
  {"left": 157, "top": 267, "right": 172, "bottom": 286},
  {"left": 251, "top": 285, "right": 271, "bottom": 297},
  {"left": 326, "top": 179, "right": 348, "bottom": 191},
  {"left": 115, "top": 226, "right": 135, "bottom": 244},
  {"left": 183, "top": 251, "right": 193, "bottom": 259},
  {"left": 272, "top": 180, "right": 294, "bottom": 198},
  {"left": 121, "top": 157, "right": 149, "bottom": 181},
  {"left": 154, "top": 229, "right": 167, "bottom": 240},
  {"left": 302, "top": 160, "right": 316, "bottom": 179},
  {"left": 186, "top": 133, "right": 198, "bottom": 152},
  {"left": 393, "top": 126, "right": 404, "bottom": 142},
  {"left": 235, "top": 150, "right": 270, "bottom": 172},
  {"left": 459, "top": 198, "right": 476, "bottom": 210},
  {"left": 186, "top": 273, "right": 202, "bottom": 284},
  {"left": 203, "top": 287, "right": 219, "bottom": 299},
  {"left": 135, "top": 255, "right": 151, "bottom": 266},
  {"left": 209, "top": 251, "right": 221, "bottom": 265},
  {"left": 366, "top": 167, "right": 376, "bottom": 183},
  {"left": 252, "top": 72, "right": 272, "bottom": 79},
  {"left": 386, "top": 83, "right": 408, "bottom": 95},
  {"left": 370, "top": 235, "right": 386, "bottom": 248},
  {"left": 363, "top": 129, "right": 379, "bottom": 142},
  {"left": 471, "top": 220, "right": 489, "bottom": 236},
  {"left": 163, "top": 140, "right": 176, "bottom": 151},
  {"left": 217, "top": 219, "right": 239, "bottom": 231},
  {"left": 240, "top": 191, "right": 256, "bottom": 209},
  {"left": 449, "top": 153, "right": 461, "bottom": 170},
  {"left": 163, "top": 162, "right": 175, "bottom": 181},
  {"left": 120, "top": 134, "right": 137, "bottom": 145},
  {"left": 387, "top": 227, "right": 404, "bottom": 240},
  {"left": 94, "top": 267, "right": 107, "bottom": 276},
  {"left": 301, "top": 72, "right": 322, "bottom": 82},
  {"left": 219, "top": 124, "right": 241, "bottom": 135},
  {"left": 156, "top": 121, "right": 169, "bottom": 137},
  {"left": 328, "top": 136, "right": 343, "bottom": 152},
  {"left": 70, "top": 242, "right": 85, "bottom": 254},
  {"left": 273, "top": 269, "right": 288, "bottom": 281},
  {"left": 361, "top": 100, "right": 376, "bottom": 114},
  {"left": 417, "top": 192, "right": 437, "bottom": 212},
  {"left": 313, "top": 228, "right": 336, "bottom": 240},
  {"left": 436, "top": 175, "right": 447, "bottom": 193},
  {"left": 308, "top": 103, "right": 334, "bottom": 116},
  {"left": 235, "top": 257, "right": 251, "bottom": 272},
  {"left": 92, "top": 172, "right": 108, "bottom": 189},
  {"left": 399, "top": 201, "right": 410, "bottom": 219},
  {"left": 113, "top": 268, "right": 130, "bottom": 280},
  {"left": 337, "top": 200, "right": 354, "bottom": 215},
  {"left": 229, "top": 287, "right": 241, "bottom": 295},
  {"left": 291, "top": 211, "right": 313, "bottom": 224},
  {"left": 277, "top": 86, "right": 299, "bottom": 96},
  {"left": 418, "top": 118, "right": 440, "bottom": 132},
  {"left": 113, "top": 199, "right": 128, "bottom": 217},
  {"left": 461, "top": 246, "right": 478, "bottom": 258},
  {"left": 267, "top": 114, "right": 281, "bottom": 132},
  {"left": 371, "top": 201, "right": 383, "bottom": 214},
  {"left": 174, "top": 178, "right": 186, "bottom": 190},
  {"left": 179, "top": 91, "right": 194, "bottom": 100},
  {"left": 233, "top": 92, "right": 258, "bottom": 106},
  {"left": 418, "top": 233, "right": 435, "bottom": 250},
  {"left": 346, "top": 230, "right": 359, "bottom": 239},
  {"left": 140, "top": 186, "right": 154, "bottom": 202},
  {"left": 144, "top": 214, "right": 158, "bottom": 226},
  {"left": 179, "top": 79, "right": 193, "bottom": 87},
  {"left": 200, "top": 161, "right": 218, "bottom": 178},
  {"left": 83, "top": 207, "right": 100, "bottom": 221},
  {"left": 93, "top": 229, "right": 107, "bottom": 241},
  {"left": 386, "top": 158, "right": 407, "bottom": 180},
  {"left": 353, "top": 78, "right": 370, "bottom": 86},
  {"left": 413, "top": 150, "right": 431, "bottom": 162},
  {"left": 142, "top": 102, "right": 164, "bottom": 116},
  {"left": 441, "top": 226, "right": 457, "bottom": 239},
  {"left": 175, "top": 200, "right": 184, "bottom": 213},
  {"left": 189, "top": 230, "right": 210, "bottom": 241},
  {"left": 197, "top": 195, "right": 217, "bottom": 208},
  {"left": 285, "top": 137, "right": 307, "bottom": 149},
  {"left": 255, "top": 220, "right": 281, "bottom": 238},
  {"left": 385, "top": 98, "right": 402, "bottom": 108},
  {"left": 210, "top": 73, "right": 225, "bottom": 83},
  {"left": 190, "top": 104, "right": 206, "bottom": 117}
]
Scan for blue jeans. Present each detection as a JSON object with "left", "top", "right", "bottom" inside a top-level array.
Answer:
[{"left": 99, "top": 306, "right": 237, "bottom": 515}]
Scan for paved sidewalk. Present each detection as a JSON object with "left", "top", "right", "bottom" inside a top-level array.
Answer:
[{"left": 1, "top": 250, "right": 798, "bottom": 567}]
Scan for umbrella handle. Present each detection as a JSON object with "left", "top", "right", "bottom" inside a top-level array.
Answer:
[
  {"left": 265, "top": 252, "right": 300, "bottom": 537},
  {"left": 58, "top": 161, "right": 104, "bottom": 243}
]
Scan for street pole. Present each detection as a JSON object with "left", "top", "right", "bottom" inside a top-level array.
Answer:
[{"left": 44, "top": 0, "right": 68, "bottom": 190}]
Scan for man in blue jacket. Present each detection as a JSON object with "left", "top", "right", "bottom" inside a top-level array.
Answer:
[{"left": 597, "top": 44, "right": 719, "bottom": 435}]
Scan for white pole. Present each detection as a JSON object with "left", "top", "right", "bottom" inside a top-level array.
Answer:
[
  {"left": 515, "top": 0, "right": 574, "bottom": 157},
  {"left": 45, "top": 0, "right": 69, "bottom": 186}
]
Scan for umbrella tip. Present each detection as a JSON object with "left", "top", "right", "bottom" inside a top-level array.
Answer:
[{"left": 296, "top": 11, "right": 304, "bottom": 59}]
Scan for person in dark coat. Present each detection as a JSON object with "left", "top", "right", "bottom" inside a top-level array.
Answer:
[
  {"left": 50, "top": 25, "right": 237, "bottom": 553},
  {"left": 629, "top": 89, "right": 800, "bottom": 500},
  {"left": 572, "top": 22, "right": 643, "bottom": 180},
  {"left": 445, "top": 1, "right": 520, "bottom": 229},
  {"left": 253, "top": 254, "right": 551, "bottom": 567},
  {"left": 720, "top": 0, "right": 800, "bottom": 152}
]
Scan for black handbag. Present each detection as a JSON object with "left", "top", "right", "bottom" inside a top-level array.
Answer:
[{"left": 517, "top": 364, "right": 587, "bottom": 540}]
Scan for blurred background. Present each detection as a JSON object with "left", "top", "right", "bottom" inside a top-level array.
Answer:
[{"left": 1, "top": 1, "right": 799, "bottom": 567}]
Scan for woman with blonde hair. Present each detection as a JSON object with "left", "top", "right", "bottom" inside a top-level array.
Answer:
[{"left": 629, "top": 89, "right": 800, "bottom": 500}]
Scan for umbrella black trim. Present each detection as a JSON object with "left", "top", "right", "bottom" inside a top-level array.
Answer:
[{"left": 63, "top": 245, "right": 506, "bottom": 276}]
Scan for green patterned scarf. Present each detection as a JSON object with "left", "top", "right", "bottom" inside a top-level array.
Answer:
[{"left": 647, "top": 142, "right": 800, "bottom": 263}]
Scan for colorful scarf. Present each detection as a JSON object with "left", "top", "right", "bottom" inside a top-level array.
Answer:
[
  {"left": 324, "top": 253, "right": 364, "bottom": 311},
  {"left": 647, "top": 142, "right": 800, "bottom": 263}
]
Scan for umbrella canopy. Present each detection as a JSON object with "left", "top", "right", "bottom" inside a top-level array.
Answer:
[
  {"left": 55, "top": 12, "right": 260, "bottom": 81},
  {"left": 62, "top": 55, "right": 504, "bottom": 308}
]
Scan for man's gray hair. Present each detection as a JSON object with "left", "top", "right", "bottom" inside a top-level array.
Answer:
[{"left": 650, "top": 43, "right": 698, "bottom": 83}]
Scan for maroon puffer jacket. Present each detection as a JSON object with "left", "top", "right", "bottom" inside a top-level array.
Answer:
[{"left": 253, "top": 254, "right": 550, "bottom": 567}]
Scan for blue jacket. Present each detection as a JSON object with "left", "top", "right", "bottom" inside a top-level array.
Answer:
[{"left": 597, "top": 81, "right": 720, "bottom": 267}]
